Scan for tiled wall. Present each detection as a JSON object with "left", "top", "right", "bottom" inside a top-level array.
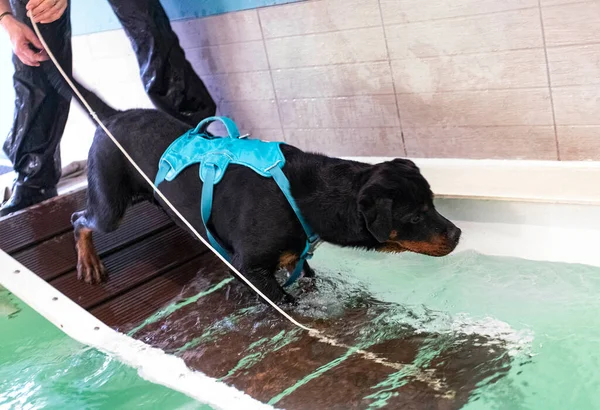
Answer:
[{"left": 3, "top": 0, "right": 600, "bottom": 164}]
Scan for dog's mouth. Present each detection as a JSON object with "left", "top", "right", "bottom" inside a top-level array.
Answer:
[{"left": 378, "top": 236, "right": 457, "bottom": 257}]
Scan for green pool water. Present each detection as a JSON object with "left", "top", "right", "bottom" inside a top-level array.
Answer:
[
  {"left": 310, "top": 247, "right": 600, "bottom": 409},
  {"left": 2, "top": 247, "right": 600, "bottom": 409},
  {"left": 0, "top": 287, "right": 211, "bottom": 410}
]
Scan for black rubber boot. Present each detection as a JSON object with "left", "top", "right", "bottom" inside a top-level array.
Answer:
[{"left": 0, "top": 184, "right": 58, "bottom": 217}]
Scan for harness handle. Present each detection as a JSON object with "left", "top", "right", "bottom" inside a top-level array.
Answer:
[{"left": 194, "top": 116, "right": 241, "bottom": 139}]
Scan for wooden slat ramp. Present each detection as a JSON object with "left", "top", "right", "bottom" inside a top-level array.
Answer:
[{"left": 0, "top": 189, "right": 511, "bottom": 409}]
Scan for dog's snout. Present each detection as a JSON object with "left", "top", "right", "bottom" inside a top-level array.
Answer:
[{"left": 447, "top": 226, "right": 461, "bottom": 245}]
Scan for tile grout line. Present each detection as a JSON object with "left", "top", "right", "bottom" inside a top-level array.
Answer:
[
  {"left": 537, "top": 0, "right": 561, "bottom": 160},
  {"left": 381, "top": 5, "right": 541, "bottom": 27},
  {"left": 209, "top": 86, "right": 569, "bottom": 103},
  {"left": 256, "top": 9, "right": 287, "bottom": 140},
  {"left": 377, "top": 0, "right": 407, "bottom": 156},
  {"left": 182, "top": 41, "right": 600, "bottom": 59},
  {"left": 279, "top": 124, "right": 559, "bottom": 130}
]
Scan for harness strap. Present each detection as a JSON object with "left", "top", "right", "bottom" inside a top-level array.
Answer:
[
  {"left": 156, "top": 161, "right": 231, "bottom": 259},
  {"left": 201, "top": 164, "right": 231, "bottom": 259},
  {"left": 269, "top": 165, "right": 320, "bottom": 287},
  {"left": 154, "top": 161, "right": 169, "bottom": 187},
  {"left": 268, "top": 165, "right": 317, "bottom": 242},
  {"left": 195, "top": 116, "right": 241, "bottom": 139}
]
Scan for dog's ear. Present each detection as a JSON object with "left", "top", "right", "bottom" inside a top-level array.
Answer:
[{"left": 359, "top": 197, "right": 393, "bottom": 243}]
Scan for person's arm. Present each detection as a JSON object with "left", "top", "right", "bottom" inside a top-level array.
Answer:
[{"left": 0, "top": 0, "right": 48, "bottom": 66}]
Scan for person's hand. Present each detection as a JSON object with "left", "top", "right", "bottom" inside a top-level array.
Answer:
[
  {"left": 26, "top": 0, "right": 67, "bottom": 24},
  {"left": 1, "top": 15, "right": 48, "bottom": 66}
]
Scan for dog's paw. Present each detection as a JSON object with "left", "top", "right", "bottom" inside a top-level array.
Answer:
[
  {"left": 76, "top": 252, "right": 107, "bottom": 285},
  {"left": 299, "top": 277, "right": 318, "bottom": 294},
  {"left": 280, "top": 292, "right": 297, "bottom": 306}
]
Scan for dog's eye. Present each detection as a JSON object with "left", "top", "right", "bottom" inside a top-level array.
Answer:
[{"left": 410, "top": 215, "right": 423, "bottom": 224}]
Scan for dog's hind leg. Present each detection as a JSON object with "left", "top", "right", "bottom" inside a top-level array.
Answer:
[
  {"left": 71, "top": 154, "right": 133, "bottom": 284},
  {"left": 71, "top": 214, "right": 106, "bottom": 285}
]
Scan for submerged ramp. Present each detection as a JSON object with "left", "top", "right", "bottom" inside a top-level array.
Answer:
[{"left": 0, "top": 189, "right": 511, "bottom": 409}]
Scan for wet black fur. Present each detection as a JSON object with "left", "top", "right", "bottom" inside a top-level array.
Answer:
[{"left": 71, "top": 82, "right": 461, "bottom": 303}]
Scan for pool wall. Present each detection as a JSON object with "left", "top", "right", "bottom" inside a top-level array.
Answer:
[{"left": 3, "top": 0, "right": 600, "bottom": 167}]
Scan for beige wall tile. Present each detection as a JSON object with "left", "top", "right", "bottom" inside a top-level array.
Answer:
[
  {"left": 71, "top": 35, "right": 93, "bottom": 64},
  {"left": 392, "top": 50, "right": 548, "bottom": 93},
  {"left": 86, "top": 29, "right": 134, "bottom": 60},
  {"left": 279, "top": 95, "right": 400, "bottom": 128},
  {"left": 172, "top": 10, "right": 262, "bottom": 48},
  {"left": 204, "top": 71, "right": 275, "bottom": 103},
  {"left": 265, "top": 27, "right": 387, "bottom": 69},
  {"left": 249, "top": 129, "right": 285, "bottom": 141},
  {"left": 380, "top": 0, "right": 536, "bottom": 25},
  {"left": 94, "top": 81, "right": 154, "bottom": 111},
  {"left": 217, "top": 100, "right": 281, "bottom": 132},
  {"left": 73, "top": 60, "right": 100, "bottom": 89},
  {"left": 185, "top": 41, "right": 269, "bottom": 75},
  {"left": 547, "top": 44, "right": 600, "bottom": 86},
  {"left": 284, "top": 128, "right": 404, "bottom": 156},
  {"left": 259, "top": 0, "right": 381, "bottom": 38},
  {"left": 272, "top": 62, "right": 394, "bottom": 99},
  {"left": 88, "top": 55, "right": 142, "bottom": 88},
  {"left": 404, "top": 126, "right": 557, "bottom": 159},
  {"left": 61, "top": 102, "right": 96, "bottom": 164},
  {"left": 543, "top": 2, "right": 600, "bottom": 47},
  {"left": 386, "top": 9, "right": 543, "bottom": 59},
  {"left": 397, "top": 89, "right": 553, "bottom": 127},
  {"left": 557, "top": 126, "right": 600, "bottom": 160},
  {"left": 553, "top": 86, "right": 600, "bottom": 125}
]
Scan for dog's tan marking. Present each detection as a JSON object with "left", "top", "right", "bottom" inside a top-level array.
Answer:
[
  {"left": 378, "top": 241, "right": 407, "bottom": 254},
  {"left": 278, "top": 252, "right": 300, "bottom": 272},
  {"left": 76, "top": 228, "right": 107, "bottom": 284},
  {"left": 379, "top": 234, "right": 453, "bottom": 257}
]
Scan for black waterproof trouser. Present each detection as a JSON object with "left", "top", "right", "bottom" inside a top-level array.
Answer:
[{"left": 3, "top": 0, "right": 216, "bottom": 189}]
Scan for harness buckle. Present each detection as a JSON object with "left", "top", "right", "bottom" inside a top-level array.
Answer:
[{"left": 305, "top": 236, "right": 322, "bottom": 259}]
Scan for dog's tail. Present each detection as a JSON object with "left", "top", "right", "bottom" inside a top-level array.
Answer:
[{"left": 69, "top": 78, "right": 119, "bottom": 122}]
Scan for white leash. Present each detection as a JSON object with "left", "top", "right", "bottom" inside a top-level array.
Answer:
[{"left": 29, "top": 18, "right": 312, "bottom": 333}]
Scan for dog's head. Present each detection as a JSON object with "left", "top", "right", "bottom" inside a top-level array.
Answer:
[{"left": 358, "top": 159, "right": 461, "bottom": 257}]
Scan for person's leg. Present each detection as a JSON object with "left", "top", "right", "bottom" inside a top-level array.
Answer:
[
  {"left": 106, "top": 0, "right": 216, "bottom": 127},
  {"left": 1, "top": 0, "right": 72, "bottom": 217}
]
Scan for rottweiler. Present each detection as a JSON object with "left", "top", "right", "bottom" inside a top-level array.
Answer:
[{"left": 70, "top": 82, "right": 461, "bottom": 303}]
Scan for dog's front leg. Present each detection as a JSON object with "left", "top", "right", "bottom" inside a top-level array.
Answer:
[
  {"left": 231, "top": 255, "right": 294, "bottom": 304},
  {"left": 303, "top": 261, "right": 316, "bottom": 278}
]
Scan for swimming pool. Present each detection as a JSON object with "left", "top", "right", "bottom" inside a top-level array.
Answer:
[
  {"left": 2, "top": 159, "right": 600, "bottom": 409},
  {"left": 0, "top": 286, "right": 210, "bottom": 409},
  {"left": 311, "top": 247, "right": 600, "bottom": 409}
]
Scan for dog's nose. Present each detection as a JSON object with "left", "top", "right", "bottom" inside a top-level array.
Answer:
[{"left": 447, "top": 226, "right": 462, "bottom": 245}]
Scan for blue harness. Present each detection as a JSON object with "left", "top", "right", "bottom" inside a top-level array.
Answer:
[{"left": 154, "top": 116, "right": 320, "bottom": 287}]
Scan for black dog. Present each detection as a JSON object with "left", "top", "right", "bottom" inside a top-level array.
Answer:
[{"left": 71, "top": 83, "right": 461, "bottom": 303}]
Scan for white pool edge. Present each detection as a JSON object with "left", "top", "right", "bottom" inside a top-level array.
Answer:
[{"left": 0, "top": 249, "right": 275, "bottom": 410}]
